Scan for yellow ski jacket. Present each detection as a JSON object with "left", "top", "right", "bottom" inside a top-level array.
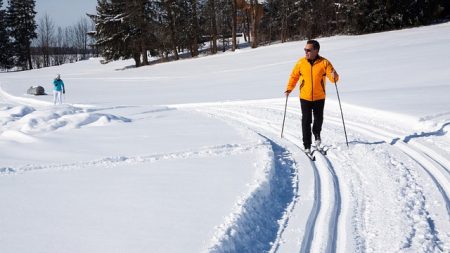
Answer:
[{"left": 285, "top": 56, "right": 338, "bottom": 101}]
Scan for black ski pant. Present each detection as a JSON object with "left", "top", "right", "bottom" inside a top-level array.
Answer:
[{"left": 300, "top": 99, "right": 325, "bottom": 149}]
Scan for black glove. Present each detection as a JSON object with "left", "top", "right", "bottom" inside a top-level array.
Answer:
[{"left": 63, "top": 89, "right": 65, "bottom": 94}]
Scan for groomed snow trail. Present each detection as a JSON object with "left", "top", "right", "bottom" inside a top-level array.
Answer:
[
  {"left": 174, "top": 98, "right": 450, "bottom": 253},
  {"left": 3, "top": 81, "right": 449, "bottom": 252}
]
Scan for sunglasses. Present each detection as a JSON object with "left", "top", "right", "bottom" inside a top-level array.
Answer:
[{"left": 304, "top": 48, "right": 314, "bottom": 53}]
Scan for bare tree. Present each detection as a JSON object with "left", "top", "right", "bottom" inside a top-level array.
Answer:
[
  {"left": 54, "top": 26, "right": 68, "bottom": 65},
  {"left": 37, "top": 13, "right": 55, "bottom": 67},
  {"left": 74, "top": 16, "right": 90, "bottom": 60},
  {"left": 64, "top": 26, "right": 78, "bottom": 63},
  {"left": 87, "top": 16, "right": 99, "bottom": 57}
]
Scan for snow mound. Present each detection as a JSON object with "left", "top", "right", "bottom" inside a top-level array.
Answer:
[
  {"left": 0, "top": 104, "right": 131, "bottom": 142},
  {"left": 1, "top": 130, "right": 37, "bottom": 143}
]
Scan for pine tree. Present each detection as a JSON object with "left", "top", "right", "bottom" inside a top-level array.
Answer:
[
  {"left": 125, "top": 0, "right": 153, "bottom": 65},
  {"left": 94, "top": 0, "right": 142, "bottom": 65},
  {"left": 6, "top": 0, "right": 37, "bottom": 70},
  {"left": 94, "top": 0, "right": 126, "bottom": 63},
  {"left": 94, "top": 0, "right": 157, "bottom": 67},
  {"left": 0, "top": 0, "right": 13, "bottom": 70}
]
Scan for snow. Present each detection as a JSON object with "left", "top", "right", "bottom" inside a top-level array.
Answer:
[{"left": 1, "top": 22, "right": 450, "bottom": 252}]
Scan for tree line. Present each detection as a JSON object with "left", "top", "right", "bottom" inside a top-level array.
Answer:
[
  {"left": 92, "top": 0, "right": 449, "bottom": 67},
  {"left": 0, "top": 0, "right": 95, "bottom": 71},
  {"left": 264, "top": 0, "right": 450, "bottom": 41},
  {"left": 1, "top": 0, "right": 449, "bottom": 70}
]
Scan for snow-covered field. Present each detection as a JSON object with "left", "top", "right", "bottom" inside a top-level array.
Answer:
[{"left": 1, "top": 22, "right": 449, "bottom": 253}]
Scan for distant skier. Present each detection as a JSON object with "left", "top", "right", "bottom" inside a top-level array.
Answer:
[
  {"left": 53, "top": 74, "right": 65, "bottom": 105},
  {"left": 284, "top": 40, "right": 339, "bottom": 153}
]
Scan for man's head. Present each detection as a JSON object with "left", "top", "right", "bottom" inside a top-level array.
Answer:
[
  {"left": 56, "top": 74, "right": 61, "bottom": 80},
  {"left": 304, "top": 40, "right": 320, "bottom": 60}
]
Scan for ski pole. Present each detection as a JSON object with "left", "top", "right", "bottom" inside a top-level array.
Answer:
[
  {"left": 281, "top": 93, "right": 289, "bottom": 138},
  {"left": 334, "top": 81, "right": 349, "bottom": 147}
]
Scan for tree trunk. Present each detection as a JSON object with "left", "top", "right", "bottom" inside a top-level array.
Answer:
[
  {"left": 142, "top": 50, "right": 148, "bottom": 65},
  {"left": 209, "top": 0, "right": 218, "bottom": 54},
  {"left": 245, "top": 11, "right": 250, "bottom": 43},
  {"left": 27, "top": 44, "right": 33, "bottom": 69},
  {"left": 281, "top": 0, "right": 287, "bottom": 42},
  {"left": 133, "top": 52, "right": 141, "bottom": 67},
  {"left": 142, "top": 41, "right": 149, "bottom": 65},
  {"left": 190, "top": 0, "right": 199, "bottom": 57},
  {"left": 231, "top": 0, "right": 237, "bottom": 51},
  {"left": 250, "top": 0, "right": 258, "bottom": 48},
  {"left": 165, "top": 0, "right": 179, "bottom": 60},
  {"left": 222, "top": 34, "right": 226, "bottom": 52}
]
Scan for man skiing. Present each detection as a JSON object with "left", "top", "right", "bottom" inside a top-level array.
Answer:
[
  {"left": 53, "top": 74, "right": 65, "bottom": 105},
  {"left": 284, "top": 40, "right": 339, "bottom": 154}
]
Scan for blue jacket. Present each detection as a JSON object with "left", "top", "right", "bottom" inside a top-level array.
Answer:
[{"left": 53, "top": 78, "right": 65, "bottom": 92}]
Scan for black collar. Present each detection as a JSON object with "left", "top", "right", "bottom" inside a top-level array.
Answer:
[{"left": 308, "top": 55, "right": 321, "bottom": 65}]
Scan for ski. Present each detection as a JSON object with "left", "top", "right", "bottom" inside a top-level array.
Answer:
[
  {"left": 313, "top": 145, "right": 328, "bottom": 156},
  {"left": 304, "top": 149, "right": 316, "bottom": 161}
]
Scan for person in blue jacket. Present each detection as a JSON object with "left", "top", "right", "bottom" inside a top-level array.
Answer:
[{"left": 53, "top": 74, "right": 65, "bottom": 104}]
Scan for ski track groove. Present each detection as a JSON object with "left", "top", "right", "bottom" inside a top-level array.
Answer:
[
  {"left": 298, "top": 158, "right": 321, "bottom": 253},
  {"left": 193, "top": 105, "right": 341, "bottom": 253},
  {"left": 317, "top": 154, "right": 342, "bottom": 253}
]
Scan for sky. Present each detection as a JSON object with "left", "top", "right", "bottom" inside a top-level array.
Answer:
[{"left": 35, "top": 0, "right": 97, "bottom": 28}]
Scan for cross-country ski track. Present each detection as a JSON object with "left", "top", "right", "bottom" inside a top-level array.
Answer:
[{"left": 174, "top": 98, "right": 450, "bottom": 252}]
